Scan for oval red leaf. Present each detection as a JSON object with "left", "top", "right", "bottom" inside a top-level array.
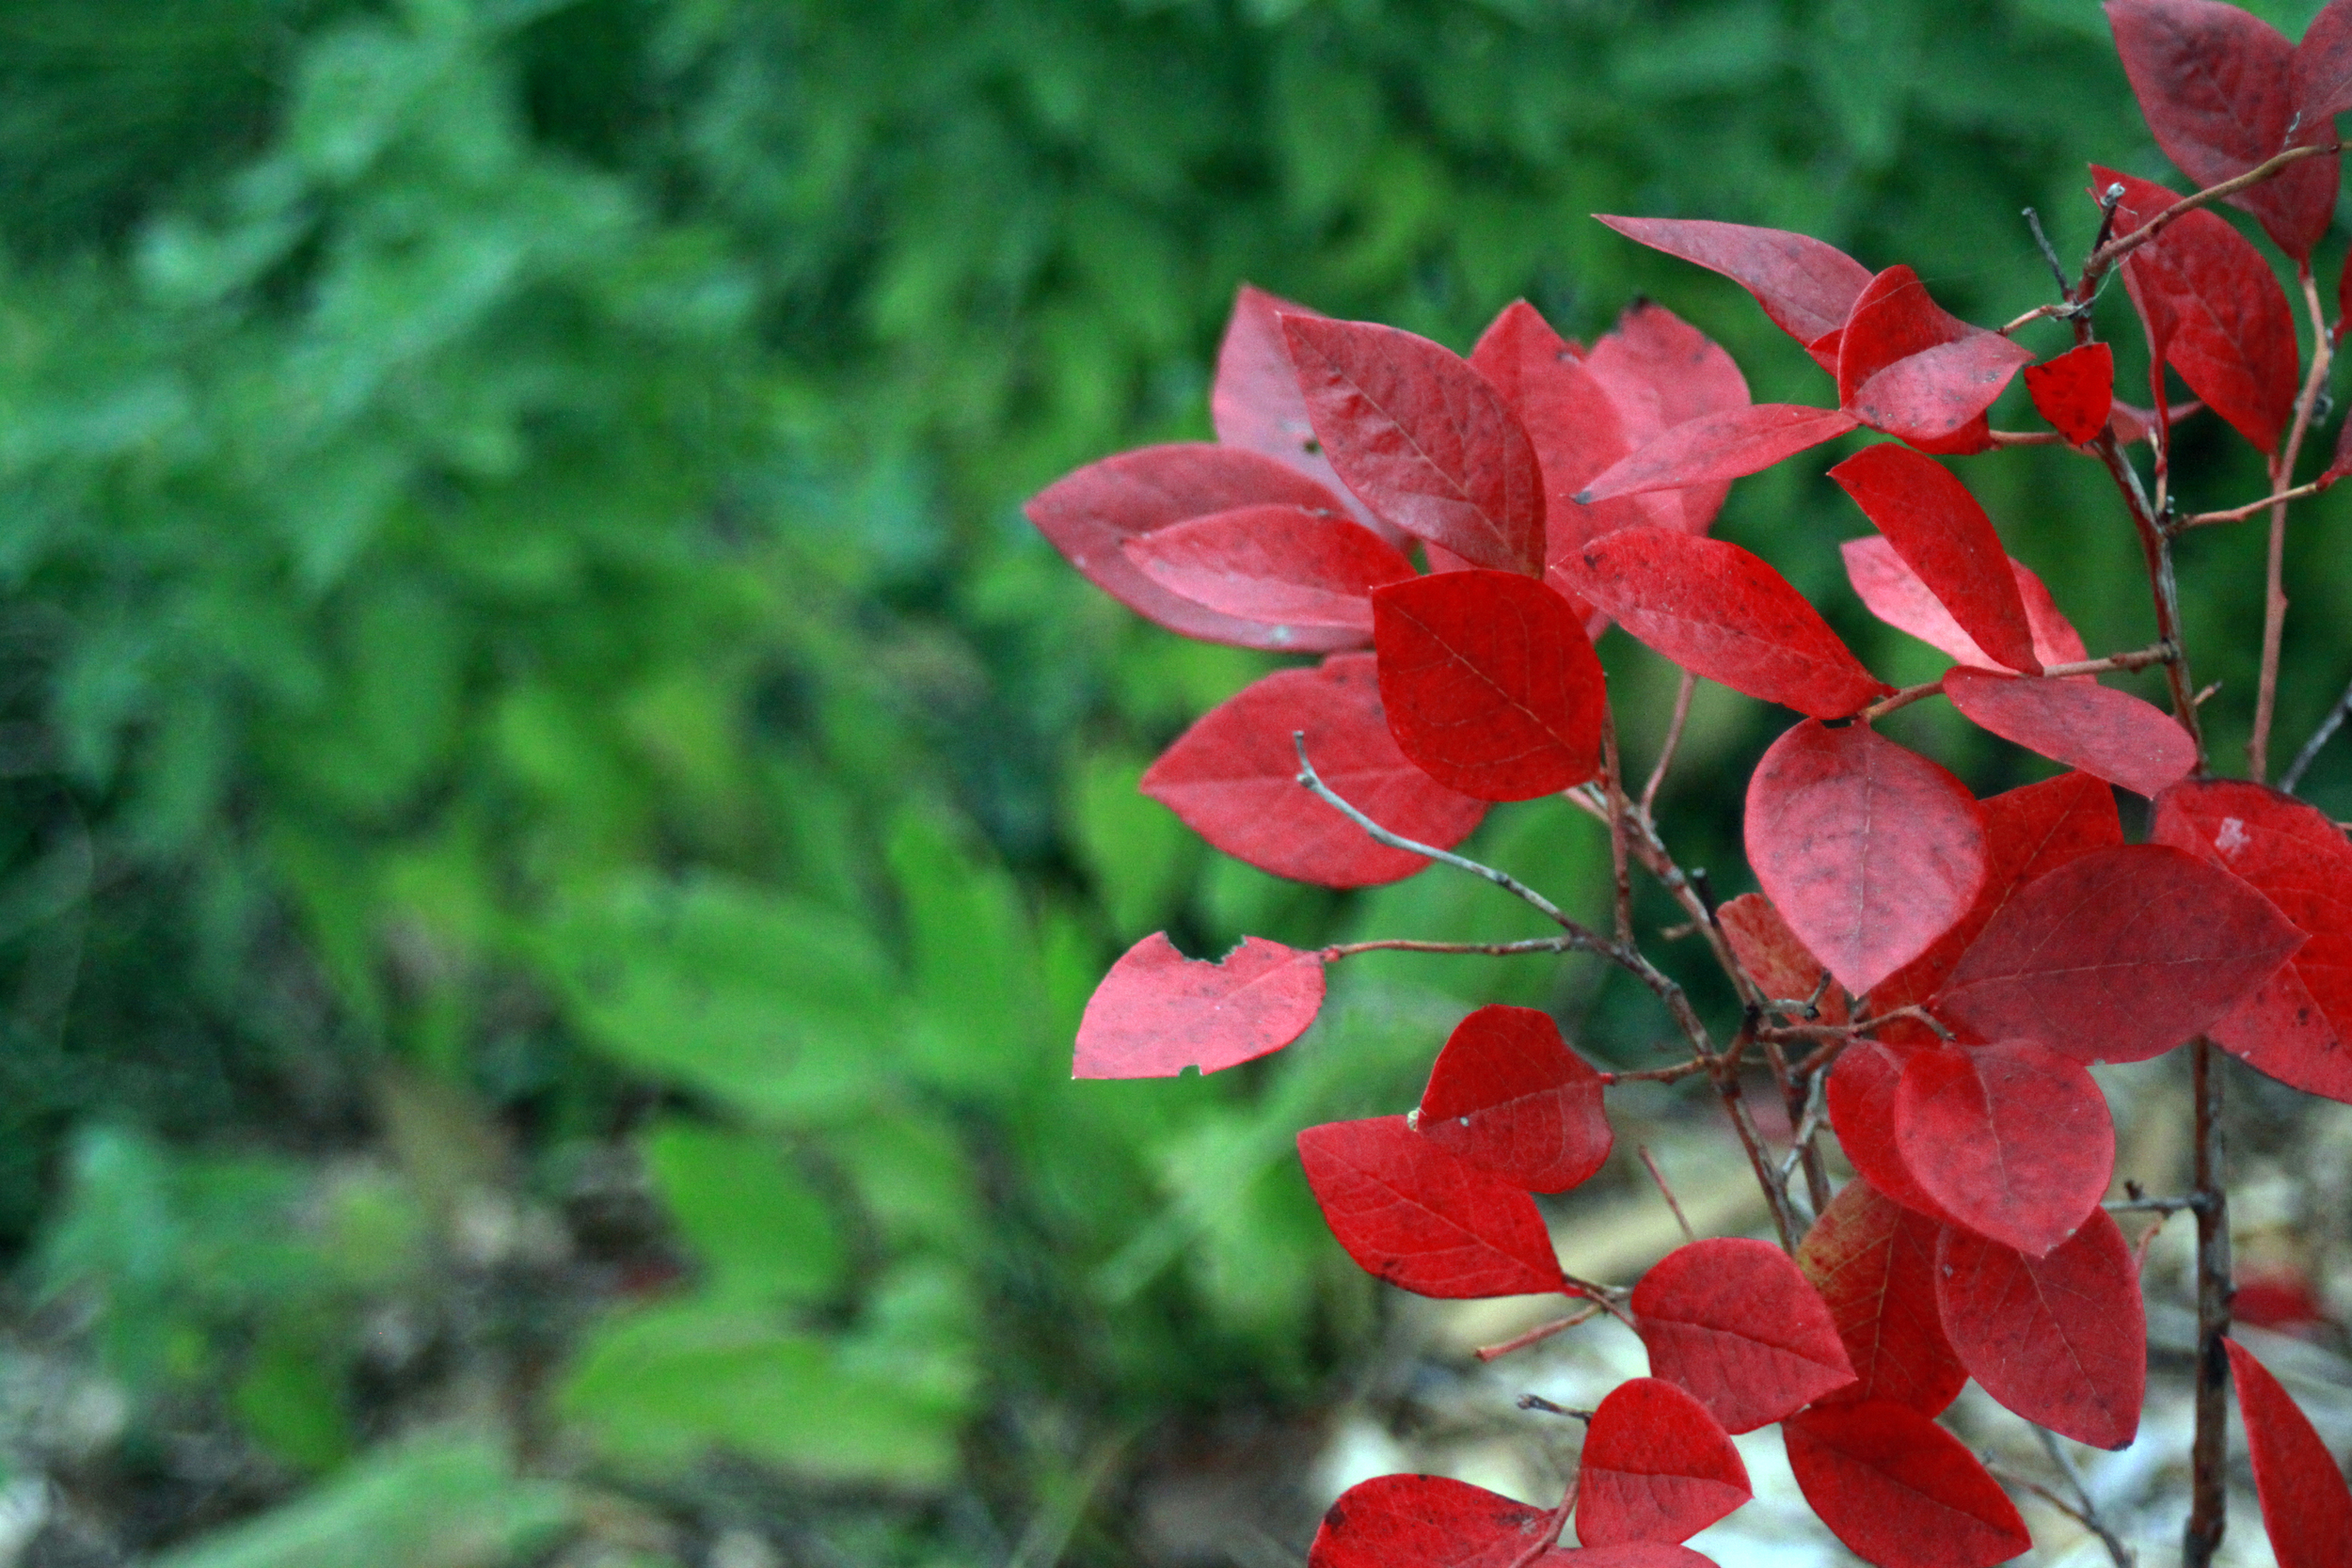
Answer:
[
  {"left": 1211, "top": 284, "right": 1395, "bottom": 542},
  {"left": 1797, "top": 1177, "right": 1967, "bottom": 1417},
  {"left": 1574, "top": 404, "right": 1859, "bottom": 504},
  {"left": 1782, "top": 1402, "right": 2030, "bottom": 1568},
  {"left": 1309, "top": 1473, "right": 1557, "bottom": 1568},
  {"left": 1297, "top": 1116, "right": 1567, "bottom": 1300},
  {"left": 1124, "top": 506, "right": 1416, "bottom": 633},
  {"left": 1841, "top": 537, "right": 2087, "bottom": 673},
  {"left": 1631, "top": 1237, "right": 1855, "bottom": 1433},
  {"left": 2024, "top": 342, "right": 2116, "bottom": 447},
  {"left": 1718, "top": 893, "right": 1849, "bottom": 1023},
  {"left": 1937, "top": 1210, "right": 2145, "bottom": 1449},
  {"left": 1575, "top": 1378, "right": 1749, "bottom": 1547},
  {"left": 1943, "top": 668, "right": 2197, "bottom": 799},
  {"left": 1073, "top": 933, "right": 1326, "bottom": 1080},
  {"left": 1415, "top": 1005, "right": 1612, "bottom": 1193},
  {"left": 2226, "top": 1340, "right": 2352, "bottom": 1568},
  {"left": 1835, "top": 267, "right": 2033, "bottom": 444},
  {"left": 1827, "top": 1042, "right": 1955, "bottom": 1222},
  {"left": 1895, "top": 1039, "right": 2114, "bottom": 1258},
  {"left": 1828, "top": 445, "right": 2039, "bottom": 674},
  {"left": 1592, "top": 215, "right": 1874, "bottom": 367}
]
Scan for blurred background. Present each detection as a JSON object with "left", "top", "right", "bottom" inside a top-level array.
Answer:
[{"left": 0, "top": 0, "right": 2349, "bottom": 1563}]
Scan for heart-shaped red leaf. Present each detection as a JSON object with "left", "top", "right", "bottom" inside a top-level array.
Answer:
[
  {"left": 1840, "top": 538, "right": 2088, "bottom": 673},
  {"left": 1745, "top": 721, "right": 1987, "bottom": 997},
  {"left": 1415, "top": 1005, "right": 1612, "bottom": 1193},
  {"left": 1798, "top": 1178, "right": 1967, "bottom": 1417},
  {"left": 1836, "top": 267, "right": 2033, "bottom": 444},
  {"left": 1718, "top": 893, "right": 1849, "bottom": 1023},
  {"left": 1297, "top": 1116, "right": 1567, "bottom": 1299},
  {"left": 1782, "top": 1402, "right": 2030, "bottom": 1568},
  {"left": 1309, "top": 1473, "right": 1558, "bottom": 1568},
  {"left": 1124, "top": 506, "right": 1415, "bottom": 633},
  {"left": 2226, "top": 1340, "right": 2352, "bottom": 1568},
  {"left": 1579, "top": 302, "right": 1752, "bottom": 536},
  {"left": 1828, "top": 1042, "right": 1955, "bottom": 1221},
  {"left": 2024, "top": 342, "right": 2116, "bottom": 447},
  {"left": 1632, "top": 1238, "right": 1855, "bottom": 1433},
  {"left": 1943, "top": 668, "right": 2197, "bottom": 799},
  {"left": 1073, "top": 933, "right": 1326, "bottom": 1080},
  {"left": 1828, "top": 445, "right": 2039, "bottom": 674},
  {"left": 1936, "top": 1210, "right": 2145, "bottom": 1449},
  {"left": 1212, "top": 285, "right": 1396, "bottom": 542},
  {"left": 1575, "top": 1378, "right": 1749, "bottom": 1547},
  {"left": 1593, "top": 215, "right": 1874, "bottom": 370},
  {"left": 1372, "top": 571, "right": 1607, "bottom": 800},
  {"left": 1574, "top": 404, "right": 1859, "bottom": 504},
  {"left": 1895, "top": 1039, "right": 2115, "bottom": 1258}
]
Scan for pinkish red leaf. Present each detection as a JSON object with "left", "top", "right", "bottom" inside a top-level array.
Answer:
[
  {"left": 1372, "top": 571, "right": 1607, "bottom": 800},
  {"left": 1284, "top": 316, "right": 1546, "bottom": 575},
  {"left": 1632, "top": 1238, "right": 1856, "bottom": 1433},
  {"left": 1581, "top": 302, "right": 1753, "bottom": 536},
  {"left": 1124, "top": 506, "right": 1415, "bottom": 633},
  {"left": 1212, "top": 285, "right": 1396, "bottom": 542},
  {"left": 1575, "top": 405, "right": 1859, "bottom": 504},
  {"left": 1828, "top": 446, "right": 2040, "bottom": 674},
  {"left": 1895, "top": 1039, "right": 2114, "bottom": 1258},
  {"left": 1932, "top": 843, "right": 2307, "bottom": 1064},
  {"left": 1798, "top": 1178, "right": 1967, "bottom": 1417},
  {"left": 2296, "top": 0, "right": 2352, "bottom": 123},
  {"left": 2226, "top": 1339, "right": 2352, "bottom": 1568},
  {"left": 1575, "top": 1378, "right": 1750, "bottom": 1547},
  {"left": 1415, "top": 1005, "right": 1612, "bottom": 1193},
  {"left": 1593, "top": 215, "right": 1874, "bottom": 370},
  {"left": 1829, "top": 1041, "right": 1955, "bottom": 1222},
  {"left": 1835, "top": 267, "right": 2033, "bottom": 445},
  {"left": 1141, "top": 654, "right": 1487, "bottom": 888},
  {"left": 1942, "top": 669, "right": 2197, "bottom": 799},
  {"left": 1744, "top": 721, "right": 1988, "bottom": 997},
  {"left": 1073, "top": 933, "right": 1326, "bottom": 1080},
  {"left": 1297, "top": 1116, "right": 1568, "bottom": 1299},
  {"left": 1309, "top": 1473, "right": 1558, "bottom": 1568},
  {"left": 1936, "top": 1210, "right": 2145, "bottom": 1449},
  {"left": 1840, "top": 538, "right": 2088, "bottom": 673},
  {"left": 1718, "top": 893, "right": 1850, "bottom": 1024},
  {"left": 2024, "top": 343, "right": 2116, "bottom": 447},
  {"left": 1782, "top": 1402, "right": 2031, "bottom": 1568}
]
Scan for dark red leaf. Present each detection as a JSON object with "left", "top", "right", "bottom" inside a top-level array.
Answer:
[
  {"left": 1840, "top": 538, "right": 2088, "bottom": 673},
  {"left": 1141, "top": 654, "right": 1487, "bottom": 888},
  {"left": 2227, "top": 1339, "right": 2352, "bottom": 1568},
  {"left": 1592, "top": 215, "right": 1874, "bottom": 370},
  {"left": 2296, "top": 0, "right": 2352, "bottom": 124},
  {"left": 1933, "top": 843, "right": 2307, "bottom": 1064},
  {"left": 1297, "top": 1116, "right": 1568, "bottom": 1299},
  {"left": 1025, "top": 444, "right": 1368, "bottom": 651},
  {"left": 1372, "top": 571, "right": 1607, "bottom": 800},
  {"left": 1631, "top": 1238, "right": 1855, "bottom": 1433},
  {"left": 1942, "top": 668, "right": 2198, "bottom": 799},
  {"left": 1580, "top": 302, "right": 1753, "bottom": 536},
  {"left": 1745, "top": 721, "right": 1987, "bottom": 996},
  {"left": 1073, "top": 933, "right": 1326, "bottom": 1080},
  {"left": 1895, "top": 1039, "right": 2114, "bottom": 1258},
  {"left": 2153, "top": 778, "right": 2352, "bottom": 1102},
  {"left": 1836, "top": 267, "right": 2033, "bottom": 445},
  {"left": 1828, "top": 1042, "right": 1957, "bottom": 1221},
  {"left": 1414, "top": 1005, "right": 1612, "bottom": 1193},
  {"left": 1936, "top": 1211, "right": 2145, "bottom": 1449},
  {"left": 1125, "top": 506, "right": 1416, "bottom": 633},
  {"left": 1283, "top": 316, "right": 1547, "bottom": 575},
  {"left": 1575, "top": 405, "right": 1859, "bottom": 504},
  {"left": 1828, "top": 446, "right": 2040, "bottom": 674},
  {"left": 2234, "top": 1265, "right": 2330, "bottom": 1331},
  {"left": 1575, "top": 1378, "right": 1750, "bottom": 1547},
  {"left": 1309, "top": 1473, "right": 1557, "bottom": 1568},
  {"left": 1718, "top": 893, "right": 1850, "bottom": 1024},
  {"left": 2024, "top": 343, "right": 2116, "bottom": 447},
  {"left": 1782, "top": 1402, "right": 2031, "bottom": 1568},
  {"left": 1570, "top": 535, "right": 1889, "bottom": 719},
  {"left": 1798, "top": 1178, "right": 1967, "bottom": 1417},
  {"left": 1212, "top": 284, "right": 1396, "bottom": 542}
]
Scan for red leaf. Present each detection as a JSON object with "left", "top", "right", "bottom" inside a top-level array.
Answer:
[
  {"left": 1840, "top": 538, "right": 2088, "bottom": 673},
  {"left": 1782, "top": 1402, "right": 2031, "bottom": 1568},
  {"left": 1745, "top": 721, "right": 1987, "bottom": 996},
  {"left": 1942, "top": 669, "right": 2197, "bottom": 799},
  {"left": 1575, "top": 404, "right": 1859, "bottom": 504},
  {"left": 1581, "top": 302, "right": 1753, "bottom": 536},
  {"left": 2296, "top": 0, "right": 2352, "bottom": 124},
  {"left": 2106, "top": 0, "right": 2338, "bottom": 259},
  {"left": 1025, "top": 444, "right": 1369, "bottom": 650},
  {"left": 1309, "top": 1474, "right": 1558, "bottom": 1568},
  {"left": 1073, "top": 933, "right": 1326, "bottom": 1080},
  {"left": 1835, "top": 267, "right": 2034, "bottom": 445},
  {"left": 1212, "top": 284, "right": 1397, "bottom": 542},
  {"left": 1718, "top": 893, "right": 1850, "bottom": 1024},
  {"left": 1124, "top": 506, "right": 1416, "bottom": 633},
  {"left": 1283, "top": 316, "right": 1547, "bottom": 575},
  {"left": 1631, "top": 1238, "right": 1855, "bottom": 1433},
  {"left": 2024, "top": 343, "right": 2116, "bottom": 447},
  {"left": 1415, "top": 1005, "right": 1612, "bottom": 1193},
  {"left": 1933, "top": 843, "right": 2307, "bottom": 1064},
  {"left": 1895, "top": 1040, "right": 2114, "bottom": 1258},
  {"left": 2227, "top": 1339, "right": 2352, "bottom": 1568},
  {"left": 1297, "top": 1117, "right": 1568, "bottom": 1299},
  {"left": 1372, "top": 571, "right": 1607, "bottom": 800},
  {"left": 1828, "top": 446, "right": 2040, "bottom": 674},
  {"left": 2107, "top": 394, "right": 2205, "bottom": 446},
  {"left": 1593, "top": 215, "right": 1875, "bottom": 370},
  {"left": 2153, "top": 778, "right": 2352, "bottom": 1102},
  {"left": 1570, "top": 535, "right": 1889, "bottom": 720},
  {"left": 1798, "top": 1178, "right": 1967, "bottom": 1417},
  {"left": 1936, "top": 1211, "right": 2145, "bottom": 1449},
  {"left": 1575, "top": 1378, "right": 1750, "bottom": 1547},
  {"left": 1141, "top": 654, "right": 1487, "bottom": 888},
  {"left": 1829, "top": 1041, "right": 1956, "bottom": 1222}
]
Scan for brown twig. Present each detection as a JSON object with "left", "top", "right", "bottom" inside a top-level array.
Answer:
[
  {"left": 2185, "top": 1038, "right": 2233, "bottom": 1568},
  {"left": 1600, "top": 709, "right": 1635, "bottom": 947},
  {"left": 2174, "top": 477, "right": 2328, "bottom": 529},
  {"left": 2090, "top": 433, "right": 2207, "bottom": 764},
  {"left": 2249, "top": 260, "right": 2334, "bottom": 783},
  {"left": 1478, "top": 1305, "right": 1603, "bottom": 1363},
  {"left": 2081, "top": 141, "right": 2342, "bottom": 283},
  {"left": 1640, "top": 670, "right": 1697, "bottom": 817},
  {"left": 1854, "top": 644, "right": 2175, "bottom": 722},
  {"left": 1323, "top": 937, "right": 1583, "bottom": 960},
  {"left": 1638, "top": 1145, "right": 1697, "bottom": 1244}
]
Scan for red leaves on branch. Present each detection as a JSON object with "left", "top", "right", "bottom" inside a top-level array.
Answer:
[
  {"left": 1840, "top": 538, "right": 2088, "bottom": 673},
  {"left": 1828, "top": 446, "right": 2039, "bottom": 674},
  {"left": 2023, "top": 342, "right": 2116, "bottom": 448},
  {"left": 1414, "top": 1005, "right": 1612, "bottom": 1193},
  {"left": 1936, "top": 1210, "right": 2146, "bottom": 1449},
  {"left": 1574, "top": 1379, "right": 1750, "bottom": 1547},
  {"left": 1797, "top": 1178, "right": 1967, "bottom": 1417},
  {"left": 1297, "top": 1117, "right": 1567, "bottom": 1299},
  {"left": 1574, "top": 405, "right": 1860, "bottom": 505},
  {"left": 1836, "top": 266, "right": 2033, "bottom": 449},
  {"left": 1073, "top": 934, "right": 1326, "bottom": 1080},
  {"left": 1719, "top": 893, "right": 1848, "bottom": 1024},
  {"left": 1745, "top": 721, "right": 1987, "bottom": 997},
  {"left": 1372, "top": 571, "right": 1607, "bottom": 800},
  {"left": 1631, "top": 1238, "right": 1855, "bottom": 1433},
  {"left": 1592, "top": 216, "right": 1873, "bottom": 369},
  {"left": 1942, "top": 668, "right": 2197, "bottom": 799},
  {"left": 1895, "top": 1039, "right": 2115, "bottom": 1258},
  {"left": 1141, "top": 654, "right": 1487, "bottom": 888},
  {"left": 2226, "top": 1339, "right": 2352, "bottom": 1568},
  {"left": 1782, "top": 1402, "right": 2031, "bottom": 1568},
  {"left": 1125, "top": 506, "right": 1416, "bottom": 633},
  {"left": 1308, "top": 1474, "right": 1558, "bottom": 1568}
]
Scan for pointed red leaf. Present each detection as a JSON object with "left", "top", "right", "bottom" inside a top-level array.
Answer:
[
  {"left": 1026, "top": 444, "right": 1369, "bottom": 650},
  {"left": 1570, "top": 535, "right": 1888, "bottom": 719},
  {"left": 1745, "top": 721, "right": 1987, "bottom": 997},
  {"left": 1718, "top": 893, "right": 1850, "bottom": 1023},
  {"left": 1073, "top": 934, "right": 1326, "bottom": 1080},
  {"left": 1575, "top": 1378, "right": 1750, "bottom": 1547},
  {"left": 1309, "top": 1474, "right": 1557, "bottom": 1568},
  {"left": 2024, "top": 343, "right": 2116, "bottom": 447},
  {"left": 1593, "top": 215, "right": 1874, "bottom": 369},
  {"left": 1297, "top": 1116, "right": 1567, "bottom": 1299},
  {"left": 1782, "top": 1402, "right": 2030, "bottom": 1568},
  {"left": 1575, "top": 404, "right": 1858, "bottom": 504},
  {"left": 1124, "top": 506, "right": 1416, "bottom": 633},
  {"left": 2296, "top": 0, "right": 2352, "bottom": 123},
  {"left": 2153, "top": 778, "right": 2352, "bottom": 1102},
  {"left": 1895, "top": 1039, "right": 2114, "bottom": 1258},
  {"left": 1414, "top": 1005, "right": 1612, "bottom": 1193},
  {"left": 1836, "top": 266, "right": 2033, "bottom": 445},
  {"left": 1581, "top": 302, "right": 1753, "bottom": 536},
  {"left": 1829, "top": 1042, "right": 1955, "bottom": 1222},
  {"left": 1140, "top": 654, "right": 1487, "bottom": 888},
  {"left": 1943, "top": 669, "right": 2197, "bottom": 798},
  {"left": 1828, "top": 446, "right": 2040, "bottom": 674},
  {"left": 1632, "top": 1238, "right": 1855, "bottom": 1433},
  {"left": 1936, "top": 1210, "right": 2145, "bottom": 1449},
  {"left": 1798, "top": 1178, "right": 1967, "bottom": 1417},
  {"left": 2226, "top": 1340, "right": 2352, "bottom": 1568},
  {"left": 1283, "top": 316, "right": 1546, "bottom": 575},
  {"left": 1372, "top": 571, "right": 1607, "bottom": 800},
  {"left": 1933, "top": 843, "right": 2307, "bottom": 1064},
  {"left": 1840, "top": 538, "right": 2087, "bottom": 673},
  {"left": 1212, "top": 284, "right": 1396, "bottom": 541}
]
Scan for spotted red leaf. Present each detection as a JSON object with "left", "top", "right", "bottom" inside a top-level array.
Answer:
[
  {"left": 1632, "top": 1238, "right": 1855, "bottom": 1433},
  {"left": 2226, "top": 1340, "right": 2352, "bottom": 1568},
  {"left": 1297, "top": 1116, "right": 1567, "bottom": 1299},
  {"left": 1835, "top": 267, "right": 2033, "bottom": 446},
  {"left": 1073, "top": 934, "right": 1326, "bottom": 1080},
  {"left": 1140, "top": 654, "right": 1487, "bottom": 888},
  {"left": 1745, "top": 721, "right": 1987, "bottom": 997},
  {"left": 1414, "top": 1005, "right": 1612, "bottom": 1193},
  {"left": 1212, "top": 285, "right": 1395, "bottom": 542},
  {"left": 1593, "top": 215, "right": 1874, "bottom": 371},
  {"left": 2296, "top": 0, "right": 2352, "bottom": 124},
  {"left": 1579, "top": 302, "right": 1752, "bottom": 537},
  {"left": 1895, "top": 1039, "right": 2114, "bottom": 1258},
  {"left": 2024, "top": 343, "right": 2116, "bottom": 447},
  {"left": 1783, "top": 1402, "right": 2031, "bottom": 1568},
  {"left": 1718, "top": 893, "right": 1850, "bottom": 1024},
  {"left": 1840, "top": 538, "right": 2088, "bottom": 673},
  {"left": 1574, "top": 404, "right": 1859, "bottom": 504},
  {"left": 1123, "top": 506, "right": 1414, "bottom": 634},
  {"left": 1932, "top": 843, "right": 2306, "bottom": 1064},
  {"left": 1936, "top": 1210, "right": 2145, "bottom": 1449},
  {"left": 1575, "top": 1378, "right": 1749, "bottom": 1547},
  {"left": 1798, "top": 1178, "right": 1967, "bottom": 1417},
  {"left": 1943, "top": 669, "right": 2197, "bottom": 799},
  {"left": 1828, "top": 445, "right": 2039, "bottom": 674},
  {"left": 1309, "top": 1473, "right": 1558, "bottom": 1568},
  {"left": 1372, "top": 571, "right": 1607, "bottom": 800},
  {"left": 1827, "top": 1042, "right": 1955, "bottom": 1221}
]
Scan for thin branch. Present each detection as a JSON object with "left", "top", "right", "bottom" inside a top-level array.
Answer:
[
  {"left": 1775, "top": 1069, "right": 1829, "bottom": 1192},
  {"left": 2104, "top": 1195, "right": 2208, "bottom": 1214},
  {"left": 2082, "top": 141, "right": 2341, "bottom": 282},
  {"left": 1478, "top": 1306, "right": 1602, "bottom": 1363},
  {"left": 2090, "top": 433, "right": 2207, "bottom": 763},
  {"left": 1323, "top": 937, "right": 1581, "bottom": 960},
  {"left": 1987, "top": 427, "right": 2069, "bottom": 446},
  {"left": 2249, "top": 259, "right": 2333, "bottom": 783},
  {"left": 1640, "top": 670, "right": 1697, "bottom": 817},
  {"left": 1638, "top": 1145, "right": 1697, "bottom": 1244},
  {"left": 1600, "top": 709, "right": 1635, "bottom": 946},
  {"left": 2025, "top": 205, "right": 2071, "bottom": 294},
  {"left": 1855, "top": 644, "right": 2175, "bottom": 722},
  {"left": 2035, "top": 1426, "right": 2136, "bottom": 1568},
  {"left": 1597, "top": 1059, "right": 1712, "bottom": 1086},
  {"left": 1516, "top": 1394, "right": 1595, "bottom": 1420},
  {"left": 2279, "top": 668, "right": 2352, "bottom": 793},
  {"left": 2185, "top": 1038, "right": 2233, "bottom": 1568},
  {"left": 2175, "top": 477, "right": 2327, "bottom": 529}
]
